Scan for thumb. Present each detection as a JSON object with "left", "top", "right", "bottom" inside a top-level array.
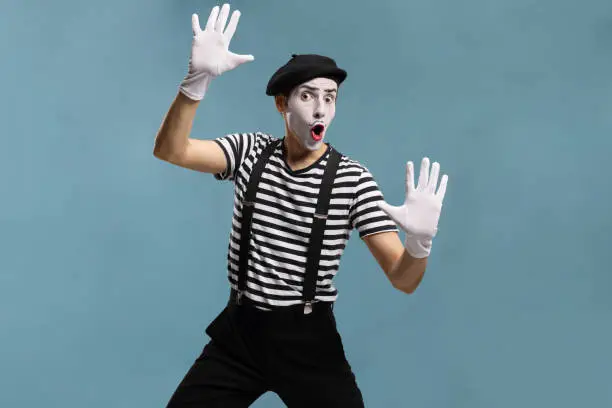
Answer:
[
  {"left": 377, "top": 201, "right": 402, "bottom": 225},
  {"left": 191, "top": 13, "right": 202, "bottom": 35},
  {"left": 226, "top": 51, "right": 255, "bottom": 70}
]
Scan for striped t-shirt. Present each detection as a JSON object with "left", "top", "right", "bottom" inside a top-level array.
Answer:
[{"left": 213, "top": 132, "right": 398, "bottom": 310}]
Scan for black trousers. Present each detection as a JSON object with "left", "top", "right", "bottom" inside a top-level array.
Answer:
[{"left": 165, "top": 297, "right": 365, "bottom": 407}]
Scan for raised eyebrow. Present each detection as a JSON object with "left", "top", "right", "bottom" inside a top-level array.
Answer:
[{"left": 299, "top": 86, "right": 338, "bottom": 94}]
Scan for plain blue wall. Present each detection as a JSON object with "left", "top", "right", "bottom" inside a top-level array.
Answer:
[{"left": 2, "top": 0, "right": 611, "bottom": 406}]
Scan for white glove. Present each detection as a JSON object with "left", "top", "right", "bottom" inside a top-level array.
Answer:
[
  {"left": 179, "top": 3, "right": 254, "bottom": 101},
  {"left": 378, "top": 157, "right": 448, "bottom": 258}
]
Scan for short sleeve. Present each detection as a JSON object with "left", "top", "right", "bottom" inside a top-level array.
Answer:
[
  {"left": 349, "top": 167, "right": 399, "bottom": 238},
  {"left": 212, "top": 132, "right": 259, "bottom": 181}
]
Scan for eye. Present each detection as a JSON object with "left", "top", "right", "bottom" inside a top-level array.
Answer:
[
  {"left": 300, "top": 92, "right": 311, "bottom": 101},
  {"left": 325, "top": 94, "right": 335, "bottom": 103}
]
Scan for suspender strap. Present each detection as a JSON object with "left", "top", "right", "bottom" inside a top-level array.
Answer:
[
  {"left": 302, "top": 147, "right": 341, "bottom": 313},
  {"left": 236, "top": 139, "right": 281, "bottom": 305}
]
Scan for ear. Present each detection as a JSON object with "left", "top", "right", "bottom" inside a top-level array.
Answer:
[{"left": 274, "top": 94, "right": 288, "bottom": 114}]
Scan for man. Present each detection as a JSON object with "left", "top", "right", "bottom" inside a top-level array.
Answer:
[{"left": 154, "top": 4, "right": 448, "bottom": 407}]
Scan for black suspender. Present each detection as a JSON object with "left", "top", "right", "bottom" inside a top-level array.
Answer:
[
  {"left": 301, "top": 147, "right": 341, "bottom": 314},
  {"left": 236, "top": 139, "right": 280, "bottom": 306},
  {"left": 235, "top": 139, "right": 342, "bottom": 314}
]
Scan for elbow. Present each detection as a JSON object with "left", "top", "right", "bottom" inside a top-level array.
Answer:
[
  {"left": 390, "top": 273, "right": 424, "bottom": 295},
  {"left": 152, "top": 139, "right": 167, "bottom": 160},
  {"left": 393, "top": 282, "right": 417, "bottom": 295},
  {"left": 153, "top": 133, "right": 190, "bottom": 164},
  {"left": 153, "top": 146, "right": 169, "bottom": 161},
  {"left": 153, "top": 147, "right": 163, "bottom": 160},
  {"left": 153, "top": 142, "right": 179, "bottom": 163}
]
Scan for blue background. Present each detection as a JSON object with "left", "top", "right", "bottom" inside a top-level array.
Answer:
[{"left": 2, "top": 0, "right": 611, "bottom": 406}]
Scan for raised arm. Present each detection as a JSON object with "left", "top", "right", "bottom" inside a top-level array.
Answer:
[{"left": 153, "top": 3, "right": 254, "bottom": 173}]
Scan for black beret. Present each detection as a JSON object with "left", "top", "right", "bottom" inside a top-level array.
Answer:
[{"left": 265, "top": 54, "right": 347, "bottom": 96}]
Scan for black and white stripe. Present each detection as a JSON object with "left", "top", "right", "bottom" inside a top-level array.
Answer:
[{"left": 214, "top": 132, "right": 398, "bottom": 309}]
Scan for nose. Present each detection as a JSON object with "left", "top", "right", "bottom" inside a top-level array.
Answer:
[{"left": 313, "top": 99, "right": 325, "bottom": 120}]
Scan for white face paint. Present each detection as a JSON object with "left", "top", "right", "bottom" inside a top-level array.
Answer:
[{"left": 284, "top": 77, "right": 338, "bottom": 151}]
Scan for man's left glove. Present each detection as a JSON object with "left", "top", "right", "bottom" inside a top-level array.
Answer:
[{"left": 378, "top": 157, "right": 448, "bottom": 258}]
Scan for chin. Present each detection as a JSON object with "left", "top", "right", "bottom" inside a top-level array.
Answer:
[
  {"left": 303, "top": 139, "right": 324, "bottom": 151},
  {"left": 288, "top": 130, "right": 324, "bottom": 152}
]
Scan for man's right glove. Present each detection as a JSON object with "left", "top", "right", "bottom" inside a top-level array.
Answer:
[{"left": 179, "top": 3, "right": 254, "bottom": 101}]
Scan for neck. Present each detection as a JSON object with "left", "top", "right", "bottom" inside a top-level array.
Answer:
[{"left": 283, "top": 130, "right": 327, "bottom": 171}]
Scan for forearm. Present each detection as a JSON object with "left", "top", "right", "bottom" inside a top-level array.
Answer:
[
  {"left": 388, "top": 248, "right": 428, "bottom": 294},
  {"left": 153, "top": 92, "right": 201, "bottom": 160}
]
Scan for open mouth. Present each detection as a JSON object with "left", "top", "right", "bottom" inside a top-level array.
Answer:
[{"left": 310, "top": 124, "right": 325, "bottom": 141}]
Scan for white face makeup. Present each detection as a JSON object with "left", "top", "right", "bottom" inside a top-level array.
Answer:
[{"left": 284, "top": 77, "right": 338, "bottom": 151}]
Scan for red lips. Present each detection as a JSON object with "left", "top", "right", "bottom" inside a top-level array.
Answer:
[{"left": 310, "top": 124, "right": 325, "bottom": 141}]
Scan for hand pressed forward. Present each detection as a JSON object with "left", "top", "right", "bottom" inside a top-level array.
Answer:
[{"left": 378, "top": 157, "right": 448, "bottom": 258}]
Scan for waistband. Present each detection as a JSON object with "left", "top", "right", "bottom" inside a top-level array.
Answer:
[{"left": 228, "top": 289, "right": 334, "bottom": 319}]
